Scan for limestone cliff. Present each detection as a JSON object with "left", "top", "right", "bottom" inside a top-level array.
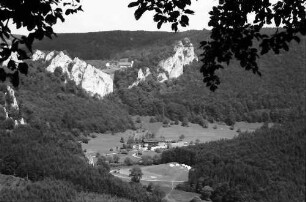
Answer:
[
  {"left": 158, "top": 37, "right": 198, "bottom": 81},
  {"left": 128, "top": 68, "right": 151, "bottom": 89},
  {"left": 32, "top": 50, "right": 113, "bottom": 98},
  {"left": 128, "top": 38, "right": 198, "bottom": 88},
  {"left": 0, "top": 85, "right": 25, "bottom": 126}
]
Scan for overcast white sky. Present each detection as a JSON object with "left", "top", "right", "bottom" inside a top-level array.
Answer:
[{"left": 12, "top": 0, "right": 218, "bottom": 34}]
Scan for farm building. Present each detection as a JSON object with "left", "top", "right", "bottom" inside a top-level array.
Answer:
[{"left": 119, "top": 58, "right": 134, "bottom": 68}]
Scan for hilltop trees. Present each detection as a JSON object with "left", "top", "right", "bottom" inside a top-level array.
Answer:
[{"left": 129, "top": 0, "right": 306, "bottom": 90}]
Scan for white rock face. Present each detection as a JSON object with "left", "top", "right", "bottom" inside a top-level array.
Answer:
[
  {"left": 2, "top": 51, "right": 23, "bottom": 67},
  {"left": 80, "top": 62, "right": 113, "bottom": 97},
  {"left": 33, "top": 50, "right": 113, "bottom": 98},
  {"left": 32, "top": 50, "right": 46, "bottom": 61},
  {"left": 1, "top": 85, "right": 26, "bottom": 126},
  {"left": 157, "top": 72, "right": 168, "bottom": 83},
  {"left": 158, "top": 38, "right": 198, "bottom": 81},
  {"left": 47, "top": 51, "right": 72, "bottom": 75},
  {"left": 45, "top": 51, "right": 55, "bottom": 61},
  {"left": 128, "top": 68, "right": 151, "bottom": 89},
  {"left": 6, "top": 86, "right": 19, "bottom": 110}
]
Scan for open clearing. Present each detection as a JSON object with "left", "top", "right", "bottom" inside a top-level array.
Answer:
[
  {"left": 112, "top": 163, "right": 189, "bottom": 182},
  {"left": 111, "top": 163, "right": 199, "bottom": 202},
  {"left": 83, "top": 116, "right": 266, "bottom": 156}
]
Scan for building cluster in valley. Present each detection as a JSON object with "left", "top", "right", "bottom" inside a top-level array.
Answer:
[{"left": 133, "top": 138, "right": 189, "bottom": 151}]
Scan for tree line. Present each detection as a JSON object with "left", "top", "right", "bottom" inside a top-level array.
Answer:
[{"left": 159, "top": 117, "right": 306, "bottom": 202}]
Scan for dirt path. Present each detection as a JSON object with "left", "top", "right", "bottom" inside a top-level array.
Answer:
[
  {"left": 163, "top": 181, "right": 176, "bottom": 202},
  {"left": 162, "top": 167, "right": 188, "bottom": 202}
]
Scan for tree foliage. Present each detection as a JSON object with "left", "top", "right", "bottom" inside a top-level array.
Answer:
[
  {"left": 129, "top": 0, "right": 306, "bottom": 90},
  {"left": 129, "top": 166, "right": 143, "bottom": 183},
  {"left": 0, "top": 125, "right": 163, "bottom": 202},
  {"left": 0, "top": 0, "right": 82, "bottom": 87},
  {"left": 163, "top": 118, "right": 306, "bottom": 202}
]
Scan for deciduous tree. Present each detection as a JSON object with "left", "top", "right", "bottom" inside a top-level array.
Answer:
[{"left": 129, "top": 166, "right": 143, "bottom": 183}]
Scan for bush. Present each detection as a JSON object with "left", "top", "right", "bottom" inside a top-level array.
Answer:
[
  {"left": 153, "top": 154, "right": 161, "bottom": 165},
  {"left": 213, "top": 125, "right": 218, "bottom": 129},
  {"left": 149, "top": 117, "right": 156, "bottom": 123},
  {"left": 200, "top": 119, "right": 209, "bottom": 128},
  {"left": 0, "top": 118, "right": 15, "bottom": 130},
  {"left": 155, "top": 148, "right": 162, "bottom": 153},
  {"left": 120, "top": 149, "right": 128, "bottom": 154},
  {"left": 0, "top": 92, "right": 5, "bottom": 105},
  {"left": 90, "top": 133, "right": 97, "bottom": 138},
  {"left": 124, "top": 157, "right": 133, "bottom": 166},
  {"left": 136, "top": 116, "right": 142, "bottom": 123},
  {"left": 0, "top": 108, "right": 7, "bottom": 121},
  {"left": 181, "top": 117, "right": 189, "bottom": 127},
  {"left": 113, "top": 154, "right": 120, "bottom": 163},
  {"left": 141, "top": 155, "right": 153, "bottom": 166}
]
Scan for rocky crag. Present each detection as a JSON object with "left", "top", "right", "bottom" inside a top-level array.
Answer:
[
  {"left": 157, "top": 37, "right": 198, "bottom": 81},
  {"left": 32, "top": 50, "right": 113, "bottom": 98},
  {"left": 128, "top": 68, "right": 151, "bottom": 89},
  {"left": 130, "top": 38, "right": 198, "bottom": 88},
  {"left": 0, "top": 85, "right": 25, "bottom": 126}
]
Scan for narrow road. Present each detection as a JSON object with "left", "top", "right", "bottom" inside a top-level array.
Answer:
[
  {"left": 163, "top": 181, "right": 176, "bottom": 202},
  {"left": 162, "top": 167, "right": 187, "bottom": 202}
]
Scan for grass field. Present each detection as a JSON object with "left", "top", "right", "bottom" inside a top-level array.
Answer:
[
  {"left": 82, "top": 116, "right": 267, "bottom": 156},
  {"left": 139, "top": 116, "right": 266, "bottom": 143},
  {"left": 111, "top": 163, "right": 199, "bottom": 202},
  {"left": 114, "top": 163, "right": 189, "bottom": 182},
  {"left": 82, "top": 129, "right": 136, "bottom": 155}
]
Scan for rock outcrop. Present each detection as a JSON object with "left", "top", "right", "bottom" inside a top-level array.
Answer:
[
  {"left": 0, "top": 85, "right": 25, "bottom": 126},
  {"left": 128, "top": 68, "right": 151, "bottom": 89},
  {"left": 158, "top": 37, "right": 198, "bottom": 81},
  {"left": 32, "top": 50, "right": 113, "bottom": 98},
  {"left": 128, "top": 38, "right": 198, "bottom": 88}
]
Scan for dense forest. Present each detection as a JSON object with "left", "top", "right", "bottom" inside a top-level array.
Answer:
[
  {"left": 33, "top": 30, "right": 207, "bottom": 60},
  {"left": 0, "top": 125, "right": 164, "bottom": 202},
  {"left": 160, "top": 118, "right": 306, "bottom": 202},
  {"left": 15, "top": 59, "right": 134, "bottom": 135},
  {"left": 113, "top": 32, "right": 305, "bottom": 126}
]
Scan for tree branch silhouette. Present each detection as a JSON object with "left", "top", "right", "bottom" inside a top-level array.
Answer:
[
  {"left": 129, "top": 0, "right": 306, "bottom": 91},
  {"left": 0, "top": 0, "right": 82, "bottom": 87}
]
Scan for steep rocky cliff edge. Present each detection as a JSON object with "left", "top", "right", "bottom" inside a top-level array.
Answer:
[
  {"left": 157, "top": 37, "right": 198, "bottom": 81},
  {"left": 0, "top": 85, "right": 25, "bottom": 126},
  {"left": 129, "top": 38, "right": 198, "bottom": 88},
  {"left": 32, "top": 50, "right": 113, "bottom": 98}
]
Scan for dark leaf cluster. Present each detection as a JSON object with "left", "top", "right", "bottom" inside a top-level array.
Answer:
[
  {"left": 0, "top": 0, "right": 82, "bottom": 87},
  {"left": 129, "top": 0, "right": 195, "bottom": 31},
  {"left": 130, "top": 0, "right": 306, "bottom": 91}
]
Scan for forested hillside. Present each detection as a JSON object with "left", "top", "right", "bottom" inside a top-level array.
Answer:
[
  {"left": 15, "top": 59, "right": 133, "bottom": 135},
  {"left": 114, "top": 34, "right": 305, "bottom": 125},
  {"left": 0, "top": 125, "right": 163, "bottom": 202},
  {"left": 160, "top": 118, "right": 306, "bottom": 202},
  {"left": 33, "top": 30, "right": 305, "bottom": 126},
  {"left": 33, "top": 30, "right": 206, "bottom": 60}
]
